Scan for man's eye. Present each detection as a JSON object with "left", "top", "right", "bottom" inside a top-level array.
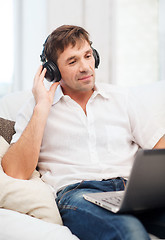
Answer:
[
  {"left": 69, "top": 61, "right": 75, "bottom": 65},
  {"left": 86, "top": 54, "right": 92, "bottom": 58}
]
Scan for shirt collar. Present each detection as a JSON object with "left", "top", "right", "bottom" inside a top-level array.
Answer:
[
  {"left": 52, "top": 84, "right": 64, "bottom": 105},
  {"left": 92, "top": 83, "right": 110, "bottom": 100},
  {"left": 52, "top": 82, "right": 110, "bottom": 106}
]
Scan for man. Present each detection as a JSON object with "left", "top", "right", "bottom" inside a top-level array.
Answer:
[{"left": 2, "top": 25, "right": 165, "bottom": 239}]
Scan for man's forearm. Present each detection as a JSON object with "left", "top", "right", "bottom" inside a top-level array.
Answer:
[
  {"left": 1, "top": 103, "right": 49, "bottom": 180},
  {"left": 153, "top": 135, "right": 165, "bottom": 149},
  {"left": 2, "top": 66, "right": 59, "bottom": 179}
]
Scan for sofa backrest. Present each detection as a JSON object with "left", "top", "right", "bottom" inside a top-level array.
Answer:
[
  {"left": 130, "top": 80, "right": 165, "bottom": 128},
  {"left": 0, "top": 91, "right": 32, "bottom": 121}
]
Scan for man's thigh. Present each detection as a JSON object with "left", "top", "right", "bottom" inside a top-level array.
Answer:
[{"left": 56, "top": 181, "right": 150, "bottom": 240}]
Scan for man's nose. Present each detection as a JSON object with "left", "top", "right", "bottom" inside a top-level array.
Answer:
[{"left": 79, "top": 60, "right": 88, "bottom": 72}]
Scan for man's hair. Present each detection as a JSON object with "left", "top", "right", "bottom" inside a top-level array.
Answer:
[{"left": 44, "top": 25, "right": 91, "bottom": 64}]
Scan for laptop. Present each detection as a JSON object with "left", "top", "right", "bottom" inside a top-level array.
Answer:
[{"left": 83, "top": 149, "right": 165, "bottom": 213}]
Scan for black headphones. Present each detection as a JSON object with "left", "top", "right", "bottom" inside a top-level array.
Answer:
[{"left": 40, "top": 36, "right": 100, "bottom": 82}]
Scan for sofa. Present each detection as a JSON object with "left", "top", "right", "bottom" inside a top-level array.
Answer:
[{"left": 0, "top": 81, "right": 165, "bottom": 240}]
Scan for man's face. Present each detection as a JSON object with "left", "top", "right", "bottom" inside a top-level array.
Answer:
[{"left": 57, "top": 41, "right": 96, "bottom": 95}]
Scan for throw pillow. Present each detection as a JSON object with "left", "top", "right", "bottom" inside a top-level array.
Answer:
[
  {"left": 0, "top": 136, "right": 62, "bottom": 225},
  {"left": 0, "top": 117, "right": 15, "bottom": 144}
]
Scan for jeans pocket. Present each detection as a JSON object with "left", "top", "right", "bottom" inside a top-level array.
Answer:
[{"left": 56, "top": 181, "right": 84, "bottom": 209}]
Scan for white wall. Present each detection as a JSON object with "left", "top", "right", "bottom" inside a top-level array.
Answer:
[
  {"left": 114, "top": 0, "right": 159, "bottom": 86},
  {"left": 159, "top": 0, "right": 165, "bottom": 81},
  {"left": 12, "top": 0, "right": 47, "bottom": 91}
]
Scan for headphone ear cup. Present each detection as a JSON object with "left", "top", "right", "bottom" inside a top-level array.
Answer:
[
  {"left": 92, "top": 47, "right": 100, "bottom": 69},
  {"left": 43, "top": 61, "right": 61, "bottom": 82}
]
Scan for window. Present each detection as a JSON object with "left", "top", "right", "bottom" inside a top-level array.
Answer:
[{"left": 0, "top": 1, "right": 14, "bottom": 97}]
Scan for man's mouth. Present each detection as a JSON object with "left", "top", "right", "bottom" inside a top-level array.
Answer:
[{"left": 78, "top": 75, "right": 92, "bottom": 81}]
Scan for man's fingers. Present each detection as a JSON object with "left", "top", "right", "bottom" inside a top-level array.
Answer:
[
  {"left": 34, "top": 65, "right": 47, "bottom": 86},
  {"left": 40, "top": 67, "right": 47, "bottom": 79},
  {"left": 49, "top": 82, "right": 60, "bottom": 95}
]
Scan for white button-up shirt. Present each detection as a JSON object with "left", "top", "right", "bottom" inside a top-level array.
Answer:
[{"left": 12, "top": 83, "right": 164, "bottom": 193}]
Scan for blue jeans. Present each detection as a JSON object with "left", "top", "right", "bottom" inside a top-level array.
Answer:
[{"left": 56, "top": 178, "right": 165, "bottom": 240}]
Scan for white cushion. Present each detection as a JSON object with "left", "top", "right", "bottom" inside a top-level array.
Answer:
[
  {"left": 0, "top": 136, "right": 62, "bottom": 225},
  {"left": 0, "top": 208, "right": 79, "bottom": 240}
]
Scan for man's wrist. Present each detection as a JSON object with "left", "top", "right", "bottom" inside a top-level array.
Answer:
[{"left": 34, "top": 101, "right": 51, "bottom": 119}]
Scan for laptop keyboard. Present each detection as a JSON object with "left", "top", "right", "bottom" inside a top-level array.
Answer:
[{"left": 102, "top": 194, "right": 122, "bottom": 207}]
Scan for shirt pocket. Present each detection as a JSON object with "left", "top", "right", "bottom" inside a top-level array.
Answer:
[{"left": 106, "top": 126, "right": 130, "bottom": 155}]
